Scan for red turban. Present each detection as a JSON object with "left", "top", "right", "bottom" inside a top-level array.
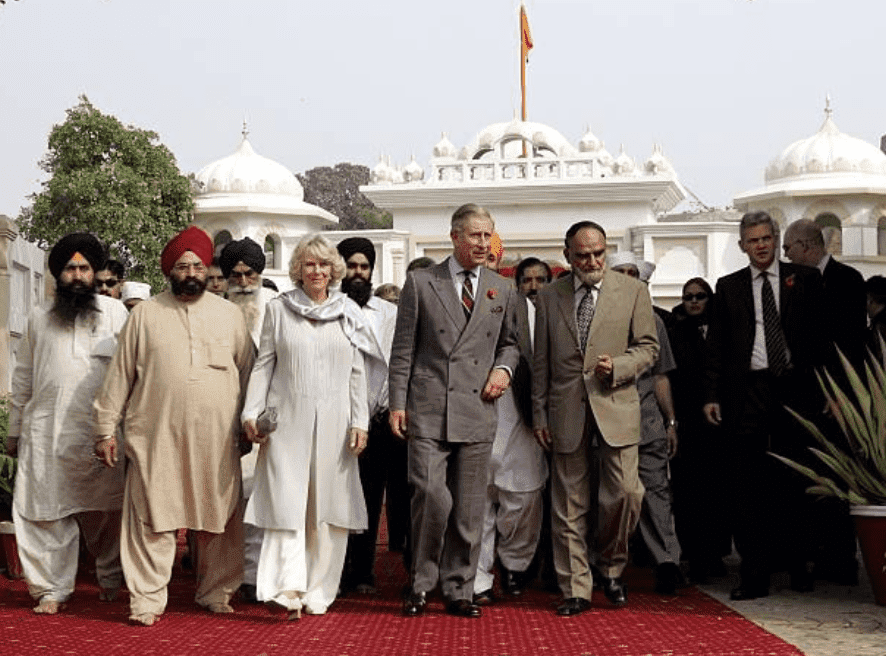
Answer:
[{"left": 160, "top": 226, "right": 213, "bottom": 276}]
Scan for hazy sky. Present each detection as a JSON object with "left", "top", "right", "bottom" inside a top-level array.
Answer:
[{"left": 1, "top": 0, "right": 884, "bottom": 219}]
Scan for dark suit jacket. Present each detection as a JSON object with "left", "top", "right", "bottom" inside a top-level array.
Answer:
[
  {"left": 532, "top": 271, "right": 659, "bottom": 453},
  {"left": 388, "top": 259, "right": 520, "bottom": 443},
  {"left": 821, "top": 257, "right": 867, "bottom": 377},
  {"left": 704, "top": 261, "right": 826, "bottom": 423}
]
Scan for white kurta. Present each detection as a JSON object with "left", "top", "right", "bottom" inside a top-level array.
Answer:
[
  {"left": 243, "top": 290, "right": 369, "bottom": 533},
  {"left": 11, "top": 295, "right": 130, "bottom": 520}
]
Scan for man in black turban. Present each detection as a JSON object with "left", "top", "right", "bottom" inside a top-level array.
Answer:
[
  {"left": 47, "top": 233, "right": 107, "bottom": 325},
  {"left": 218, "top": 236, "right": 277, "bottom": 604},
  {"left": 336, "top": 237, "right": 409, "bottom": 595}
]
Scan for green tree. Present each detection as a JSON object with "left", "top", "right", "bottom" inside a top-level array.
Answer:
[
  {"left": 18, "top": 96, "right": 194, "bottom": 291},
  {"left": 297, "top": 163, "right": 392, "bottom": 231}
]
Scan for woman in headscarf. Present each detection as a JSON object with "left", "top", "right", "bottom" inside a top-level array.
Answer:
[
  {"left": 667, "top": 277, "right": 730, "bottom": 583},
  {"left": 241, "top": 233, "right": 383, "bottom": 619}
]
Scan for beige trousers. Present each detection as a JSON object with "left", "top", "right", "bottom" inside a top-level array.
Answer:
[
  {"left": 551, "top": 423, "right": 643, "bottom": 600},
  {"left": 121, "top": 492, "right": 244, "bottom": 616}
]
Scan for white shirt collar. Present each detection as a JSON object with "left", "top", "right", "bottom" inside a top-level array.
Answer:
[
  {"left": 751, "top": 258, "right": 780, "bottom": 280},
  {"left": 816, "top": 253, "right": 831, "bottom": 275},
  {"left": 448, "top": 256, "right": 482, "bottom": 280}
]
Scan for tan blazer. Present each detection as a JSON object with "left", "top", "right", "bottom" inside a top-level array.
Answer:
[
  {"left": 532, "top": 271, "right": 658, "bottom": 453},
  {"left": 389, "top": 259, "right": 520, "bottom": 442}
]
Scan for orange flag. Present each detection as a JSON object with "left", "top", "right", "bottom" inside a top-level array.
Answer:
[{"left": 520, "top": 4, "right": 533, "bottom": 62}]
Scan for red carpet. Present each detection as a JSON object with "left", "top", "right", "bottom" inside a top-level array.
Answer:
[{"left": 0, "top": 548, "right": 802, "bottom": 656}]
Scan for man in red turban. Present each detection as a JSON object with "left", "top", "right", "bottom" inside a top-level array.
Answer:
[{"left": 94, "top": 226, "right": 255, "bottom": 626}]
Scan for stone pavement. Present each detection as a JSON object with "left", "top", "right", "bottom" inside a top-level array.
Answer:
[{"left": 699, "top": 555, "right": 886, "bottom": 656}]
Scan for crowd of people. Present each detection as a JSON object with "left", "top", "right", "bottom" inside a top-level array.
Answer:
[{"left": 5, "top": 205, "right": 879, "bottom": 625}]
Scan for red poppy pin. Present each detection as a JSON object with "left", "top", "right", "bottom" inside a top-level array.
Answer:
[
  {"left": 785, "top": 274, "right": 795, "bottom": 288},
  {"left": 487, "top": 288, "right": 498, "bottom": 300}
]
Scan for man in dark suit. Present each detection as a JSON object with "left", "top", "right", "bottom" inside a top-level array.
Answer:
[
  {"left": 782, "top": 218, "right": 865, "bottom": 585},
  {"left": 532, "top": 222, "right": 659, "bottom": 616},
  {"left": 704, "top": 211, "right": 826, "bottom": 600},
  {"left": 389, "top": 203, "right": 520, "bottom": 618}
]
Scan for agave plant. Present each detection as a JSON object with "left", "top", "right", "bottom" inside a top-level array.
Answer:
[{"left": 771, "top": 346, "right": 886, "bottom": 506}]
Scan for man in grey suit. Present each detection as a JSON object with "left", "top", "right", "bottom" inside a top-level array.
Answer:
[
  {"left": 532, "top": 221, "right": 659, "bottom": 616},
  {"left": 389, "top": 203, "right": 520, "bottom": 618}
]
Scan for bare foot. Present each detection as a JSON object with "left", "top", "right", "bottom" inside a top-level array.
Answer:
[
  {"left": 205, "top": 602, "right": 234, "bottom": 614},
  {"left": 128, "top": 612, "right": 158, "bottom": 626},
  {"left": 98, "top": 587, "right": 119, "bottom": 602},
  {"left": 33, "top": 599, "right": 63, "bottom": 614}
]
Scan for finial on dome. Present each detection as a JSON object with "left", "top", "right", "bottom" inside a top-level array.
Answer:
[
  {"left": 824, "top": 94, "right": 833, "bottom": 119},
  {"left": 242, "top": 118, "right": 249, "bottom": 140}
]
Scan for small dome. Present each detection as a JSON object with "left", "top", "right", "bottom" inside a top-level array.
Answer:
[
  {"left": 578, "top": 126, "right": 603, "bottom": 153},
  {"left": 613, "top": 145, "right": 636, "bottom": 176},
  {"left": 404, "top": 156, "right": 424, "bottom": 182},
  {"left": 195, "top": 136, "right": 303, "bottom": 200},
  {"left": 461, "top": 120, "right": 579, "bottom": 160},
  {"left": 644, "top": 144, "right": 674, "bottom": 175},
  {"left": 765, "top": 109, "right": 886, "bottom": 182},
  {"left": 433, "top": 133, "right": 458, "bottom": 159},
  {"left": 371, "top": 156, "right": 395, "bottom": 184}
]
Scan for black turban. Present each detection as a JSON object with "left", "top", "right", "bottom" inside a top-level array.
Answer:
[
  {"left": 48, "top": 233, "right": 106, "bottom": 280},
  {"left": 336, "top": 237, "right": 376, "bottom": 272},
  {"left": 219, "top": 237, "right": 266, "bottom": 278}
]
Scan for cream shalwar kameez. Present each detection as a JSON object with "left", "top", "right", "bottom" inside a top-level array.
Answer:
[
  {"left": 243, "top": 288, "right": 379, "bottom": 614},
  {"left": 94, "top": 290, "right": 254, "bottom": 617},
  {"left": 11, "top": 295, "right": 129, "bottom": 603}
]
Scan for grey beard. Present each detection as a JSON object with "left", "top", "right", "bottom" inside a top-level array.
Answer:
[
  {"left": 228, "top": 284, "right": 261, "bottom": 334},
  {"left": 573, "top": 267, "right": 604, "bottom": 287}
]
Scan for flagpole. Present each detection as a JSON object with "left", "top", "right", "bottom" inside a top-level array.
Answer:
[{"left": 519, "top": 3, "right": 533, "bottom": 157}]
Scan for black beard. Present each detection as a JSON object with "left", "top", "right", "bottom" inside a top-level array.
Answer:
[
  {"left": 170, "top": 276, "right": 207, "bottom": 298},
  {"left": 51, "top": 280, "right": 99, "bottom": 325},
  {"left": 341, "top": 276, "right": 373, "bottom": 307}
]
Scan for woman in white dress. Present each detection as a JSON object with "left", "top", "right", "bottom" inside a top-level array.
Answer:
[{"left": 242, "top": 233, "right": 382, "bottom": 618}]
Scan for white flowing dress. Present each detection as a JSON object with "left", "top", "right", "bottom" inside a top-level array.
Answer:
[{"left": 243, "top": 288, "right": 376, "bottom": 614}]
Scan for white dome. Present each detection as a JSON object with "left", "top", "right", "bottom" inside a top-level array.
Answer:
[
  {"left": 578, "top": 126, "right": 603, "bottom": 153},
  {"left": 613, "top": 145, "right": 637, "bottom": 176},
  {"left": 432, "top": 133, "right": 458, "bottom": 159},
  {"left": 196, "top": 137, "right": 304, "bottom": 200},
  {"left": 371, "top": 156, "right": 394, "bottom": 184},
  {"left": 644, "top": 144, "right": 674, "bottom": 176},
  {"left": 461, "top": 119, "right": 579, "bottom": 160},
  {"left": 404, "top": 156, "right": 424, "bottom": 182},
  {"left": 765, "top": 112, "right": 886, "bottom": 182}
]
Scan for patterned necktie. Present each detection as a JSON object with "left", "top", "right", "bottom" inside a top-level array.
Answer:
[
  {"left": 577, "top": 284, "right": 596, "bottom": 351},
  {"left": 761, "top": 272, "right": 789, "bottom": 376},
  {"left": 461, "top": 270, "right": 474, "bottom": 319}
]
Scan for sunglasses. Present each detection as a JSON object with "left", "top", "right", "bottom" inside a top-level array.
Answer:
[
  {"left": 97, "top": 279, "right": 120, "bottom": 288},
  {"left": 682, "top": 293, "right": 708, "bottom": 302}
]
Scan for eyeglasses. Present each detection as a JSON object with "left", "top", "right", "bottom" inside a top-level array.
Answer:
[
  {"left": 173, "top": 263, "right": 206, "bottom": 274},
  {"left": 96, "top": 279, "right": 119, "bottom": 288},
  {"left": 782, "top": 240, "right": 806, "bottom": 253},
  {"left": 682, "top": 293, "right": 708, "bottom": 302}
]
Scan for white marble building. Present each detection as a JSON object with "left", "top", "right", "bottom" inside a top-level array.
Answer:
[{"left": 734, "top": 102, "right": 886, "bottom": 280}]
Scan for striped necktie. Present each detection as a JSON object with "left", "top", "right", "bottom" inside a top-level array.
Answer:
[
  {"left": 461, "top": 270, "right": 474, "bottom": 319},
  {"left": 761, "top": 272, "right": 789, "bottom": 376}
]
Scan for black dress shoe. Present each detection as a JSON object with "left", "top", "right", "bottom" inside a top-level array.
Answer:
[
  {"left": 238, "top": 583, "right": 258, "bottom": 604},
  {"left": 654, "top": 562, "right": 685, "bottom": 596},
  {"left": 599, "top": 576, "right": 628, "bottom": 606},
  {"left": 502, "top": 568, "right": 527, "bottom": 596},
  {"left": 473, "top": 589, "right": 495, "bottom": 606},
  {"left": 446, "top": 599, "right": 482, "bottom": 618},
  {"left": 556, "top": 597, "right": 592, "bottom": 616},
  {"left": 402, "top": 590, "right": 427, "bottom": 617},
  {"left": 729, "top": 585, "right": 769, "bottom": 601}
]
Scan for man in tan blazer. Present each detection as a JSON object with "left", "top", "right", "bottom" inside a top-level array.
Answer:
[
  {"left": 389, "top": 204, "right": 520, "bottom": 618},
  {"left": 532, "top": 221, "right": 658, "bottom": 616}
]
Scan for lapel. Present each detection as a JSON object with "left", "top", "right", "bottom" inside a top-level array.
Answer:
[
  {"left": 428, "top": 260, "right": 467, "bottom": 333},
  {"left": 738, "top": 266, "right": 755, "bottom": 326},
  {"left": 458, "top": 267, "right": 498, "bottom": 346},
  {"left": 588, "top": 271, "right": 617, "bottom": 343},
  {"left": 779, "top": 262, "right": 795, "bottom": 325},
  {"left": 555, "top": 274, "right": 580, "bottom": 348}
]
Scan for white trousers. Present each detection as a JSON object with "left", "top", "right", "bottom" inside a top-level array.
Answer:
[
  {"left": 241, "top": 447, "right": 263, "bottom": 587},
  {"left": 473, "top": 486, "right": 543, "bottom": 594},
  {"left": 13, "top": 505, "right": 123, "bottom": 603},
  {"left": 255, "top": 523, "right": 348, "bottom": 614}
]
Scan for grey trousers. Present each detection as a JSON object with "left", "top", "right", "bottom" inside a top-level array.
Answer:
[
  {"left": 636, "top": 436, "right": 681, "bottom": 565},
  {"left": 408, "top": 437, "right": 492, "bottom": 602}
]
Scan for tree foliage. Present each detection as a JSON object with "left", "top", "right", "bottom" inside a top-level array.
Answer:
[
  {"left": 18, "top": 96, "right": 194, "bottom": 291},
  {"left": 297, "top": 163, "right": 392, "bottom": 231}
]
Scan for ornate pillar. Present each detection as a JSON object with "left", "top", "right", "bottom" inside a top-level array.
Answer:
[{"left": 0, "top": 217, "right": 18, "bottom": 394}]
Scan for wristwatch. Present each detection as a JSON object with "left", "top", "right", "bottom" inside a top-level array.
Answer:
[{"left": 666, "top": 419, "right": 678, "bottom": 429}]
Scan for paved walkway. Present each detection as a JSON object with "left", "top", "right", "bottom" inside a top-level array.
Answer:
[{"left": 699, "top": 556, "right": 886, "bottom": 656}]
